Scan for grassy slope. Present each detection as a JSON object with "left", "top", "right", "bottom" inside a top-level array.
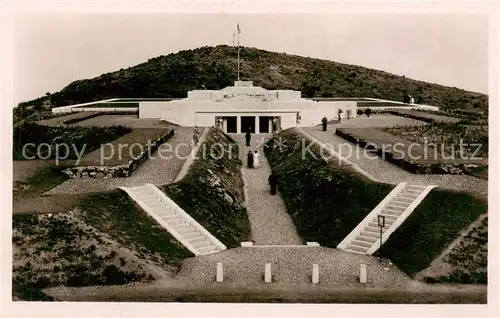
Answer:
[
  {"left": 13, "top": 190, "right": 192, "bottom": 301},
  {"left": 163, "top": 128, "right": 251, "bottom": 248},
  {"left": 19, "top": 45, "right": 487, "bottom": 113},
  {"left": 264, "top": 129, "right": 393, "bottom": 246},
  {"left": 13, "top": 165, "right": 69, "bottom": 202},
  {"left": 377, "top": 189, "right": 487, "bottom": 279},
  {"left": 13, "top": 122, "right": 131, "bottom": 160}
]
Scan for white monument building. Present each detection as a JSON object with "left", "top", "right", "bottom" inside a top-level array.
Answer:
[{"left": 139, "top": 80, "right": 357, "bottom": 133}]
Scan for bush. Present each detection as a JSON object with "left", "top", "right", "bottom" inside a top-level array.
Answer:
[
  {"left": 365, "top": 108, "right": 372, "bottom": 117},
  {"left": 357, "top": 109, "right": 363, "bottom": 116}
]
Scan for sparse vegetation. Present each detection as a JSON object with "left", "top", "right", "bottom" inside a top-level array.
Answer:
[
  {"left": 13, "top": 190, "right": 194, "bottom": 301},
  {"left": 377, "top": 189, "right": 487, "bottom": 281}
]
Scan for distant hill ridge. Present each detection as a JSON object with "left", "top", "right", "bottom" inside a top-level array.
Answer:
[{"left": 19, "top": 45, "right": 488, "bottom": 112}]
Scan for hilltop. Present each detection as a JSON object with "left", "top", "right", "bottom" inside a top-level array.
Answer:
[{"left": 18, "top": 45, "right": 487, "bottom": 112}]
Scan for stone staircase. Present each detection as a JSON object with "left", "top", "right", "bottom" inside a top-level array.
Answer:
[
  {"left": 337, "top": 182, "right": 436, "bottom": 255},
  {"left": 120, "top": 183, "right": 226, "bottom": 256}
]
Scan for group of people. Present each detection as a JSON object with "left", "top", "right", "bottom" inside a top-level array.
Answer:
[
  {"left": 244, "top": 130, "right": 279, "bottom": 195},
  {"left": 246, "top": 150, "right": 260, "bottom": 169}
]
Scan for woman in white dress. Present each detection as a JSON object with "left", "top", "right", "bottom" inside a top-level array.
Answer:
[{"left": 253, "top": 150, "right": 260, "bottom": 169}]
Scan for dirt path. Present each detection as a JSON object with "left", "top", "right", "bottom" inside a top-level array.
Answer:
[{"left": 229, "top": 133, "right": 302, "bottom": 245}]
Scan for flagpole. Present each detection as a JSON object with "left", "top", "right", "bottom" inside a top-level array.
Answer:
[{"left": 237, "top": 22, "right": 240, "bottom": 81}]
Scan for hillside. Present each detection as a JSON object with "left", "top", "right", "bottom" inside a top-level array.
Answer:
[{"left": 18, "top": 45, "right": 487, "bottom": 112}]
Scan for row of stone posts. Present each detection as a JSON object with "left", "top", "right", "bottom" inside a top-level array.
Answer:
[{"left": 215, "top": 262, "right": 368, "bottom": 284}]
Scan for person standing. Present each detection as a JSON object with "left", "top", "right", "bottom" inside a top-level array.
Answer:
[
  {"left": 193, "top": 126, "right": 200, "bottom": 145},
  {"left": 245, "top": 131, "right": 251, "bottom": 147},
  {"left": 253, "top": 150, "right": 260, "bottom": 169},
  {"left": 268, "top": 172, "right": 279, "bottom": 195},
  {"left": 321, "top": 116, "right": 328, "bottom": 131},
  {"left": 247, "top": 150, "right": 254, "bottom": 169}
]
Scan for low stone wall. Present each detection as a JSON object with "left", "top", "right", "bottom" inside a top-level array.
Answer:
[
  {"left": 64, "top": 129, "right": 175, "bottom": 178},
  {"left": 335, "top": 128, "right": 485, "bottom": 175}
]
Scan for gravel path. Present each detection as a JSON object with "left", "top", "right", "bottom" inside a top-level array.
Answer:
[
  {"left": 176, "top": 246, "right": 413, "bottom": 288},
  {"left": 302, "top": 126, "right": 488, "bottom": 199},
  {"left": 45, "top": 127, "right": 195, "bottom": 194},
  {"left": 229, "top": 133, "right": 302, "bottom": 245}
]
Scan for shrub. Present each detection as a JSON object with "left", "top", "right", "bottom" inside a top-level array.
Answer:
[{"left": 365, "top": 108, "right": 372, "bottom": 117}]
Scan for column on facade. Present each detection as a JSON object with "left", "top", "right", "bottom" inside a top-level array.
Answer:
[
  {"left": 236, "top": 116, "right": 241, "bottom": 134},
  {"left": 255, "top": 116, "right": 259, "bottom": 134}
]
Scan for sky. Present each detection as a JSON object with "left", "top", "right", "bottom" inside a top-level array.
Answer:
[{"left": 12, "top": 13, "right": 489, "bottom": 105}]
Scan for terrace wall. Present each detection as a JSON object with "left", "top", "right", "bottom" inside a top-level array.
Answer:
[{"left": 63, "top": 129, "right": 175, "bottom": 179}]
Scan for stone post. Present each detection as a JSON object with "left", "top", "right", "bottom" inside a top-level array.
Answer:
[
  {"left": 264, "top": 263, "right": 272, "bottom": 283},
  {"left": 359, "top": 264, "right": 367, "bottom": 284},
  {"left": 312, "top": 264, "right": 319, "bottom": 284},
  {"left": 216, "top": 262, "right": 223, "bottom": 282}
]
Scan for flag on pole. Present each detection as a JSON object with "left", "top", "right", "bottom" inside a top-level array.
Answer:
[{"left": 237, "top": 23, "right": 241, "bottom": 34}]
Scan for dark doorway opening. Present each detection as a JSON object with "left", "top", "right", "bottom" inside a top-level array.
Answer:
[
  {"left": 224, "top": 116, "right": 237, "bottom": 133},
  {"left": 259, "top": 116, "right": 273, "bottom": 133},
  {"left": 241, "top": 116, "right": 256, "bottom": 133}
]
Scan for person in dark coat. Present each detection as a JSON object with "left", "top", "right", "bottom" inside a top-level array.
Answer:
[
  {"left": 247, "top": 150, "right": 254, "bottom": 169},
  {"left": 268, "top": 172, "right": 279, "bottom": 195},
  {"left": 321, "top": 116, "right": 328, "bottom": 131},
  {"left": 245, "top": 131, "right": 251, "bottom": 147}
]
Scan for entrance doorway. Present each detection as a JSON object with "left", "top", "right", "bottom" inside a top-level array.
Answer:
[
  {"left": 241, "top": 116, "right": 256, "bottom": 133},
  {"left": 258, "top": 116, "right": 273, "bottom": 133},
  {"left": 223, "top": 116, "right": 237, "bottom": 133}
]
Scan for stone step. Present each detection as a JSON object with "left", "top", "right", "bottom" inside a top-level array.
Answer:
[
  {"left": 407, "top": 184, "right": 426, "bottom": 189},
  {"left": 389, "top": 200, "right": 411, "bottom": 207},
  {"left": 385, "top": 205, "right": 405, "bottom": 211},
  {"left": 346, "top": 244, "right": 367, "bottom": 253},
  {"left": 198, "top": 245, "right": 218, "bottom": 254},
  {"left": 192, "top": 239, "right": 211, "bottom": 249},
  {"left": 171, "top": 222, "right": 190, "bottom": 230},
  {"left": 365, "top": 226, "right": 380, "bottom": 233},
  {"left": 378, "top": 213, "right": 398, "bottom": 221},
  {"left": 397, "top": 193, "right": 419, "bottom": 200},
  {"left": 402, "top": 189, "right": 422, "bottom": 195},
  {"left": 168, "top": 219, "right": 187, "bottom": 227},
  {"left": 393, "top": 196, "right": 414, "bottom": 202},
  {"left": 164, "top": 214, "right": 182, "bottom": 222},
  {"left": 351, "top": 240, "right": 372, "bottom": 248},
  {"left": 157, "top": 211, "right": 175, "bottom": 218},
  {"left": 360, "top": 231, "right": 379, "bottom": 238},
  {"left": 344, "top": 248, "right": 365, "bottom": 255},
  {"left": 184, "top": 232, "right": 203, "bottom": 240},
  {"left": 188, "top": 235, "right": 206, "bottom": 243},
  {"left": 356, "top": 235, "right": 378, "bottom": 243},
  {"left": 381, "top": 209, "right": 401, "bottom": 216},
  {"left": 178, "top": 227, "right": 197, "bottom": 235}
]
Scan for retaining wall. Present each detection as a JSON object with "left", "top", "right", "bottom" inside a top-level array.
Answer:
[{"left": 63, "top": 129, "right": 175, "bottom": 178}]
